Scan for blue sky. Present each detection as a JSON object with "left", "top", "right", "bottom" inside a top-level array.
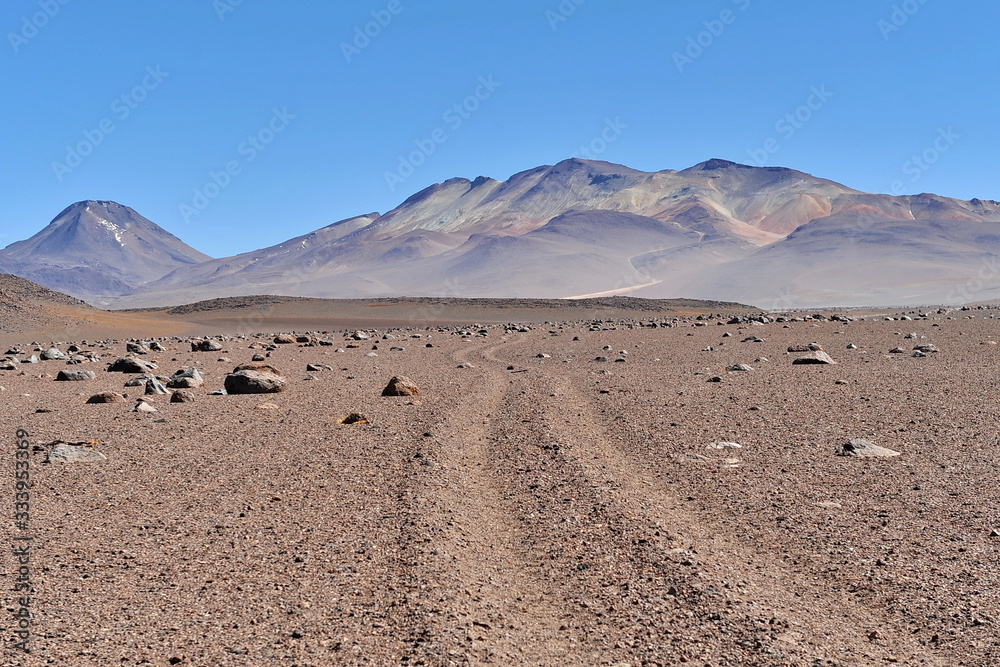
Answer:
[{"left": 2, "top": 0, "right": 996, "bottom": 257}]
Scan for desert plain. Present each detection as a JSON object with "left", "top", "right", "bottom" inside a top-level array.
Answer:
[{"left": 1, "top": 281, "right": 999, "bottom": 666}]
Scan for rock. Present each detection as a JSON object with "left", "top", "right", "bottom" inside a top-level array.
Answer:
[
  {"left": 792, "top": 351, "right": 837, "bottom": 365},
  {"left": 594, "top": 356, "right": 608, "bottom": 362},
  {"left": 190, "top": 339, "right": 223, "bottom": 352},
  {"left": 126, "top": 342, "right": 149, "bottom": 355},
  {"left": 87, "top": 392, "right": 126, "bottom": 404},
  {"left": 133, "top": 400, "right": 158, "bottom": 413},
  {"left": 537, "top": 353, "right": 551, "bottom": 358},
  {"left": 912, "top": 350, "right": 927, "bottom": 358},
  {"left": 457, "top": 362, "right": 474, "bottom": 368},
  {"left": 225, "top": 370, "right": 287, "bottom": 394},
  {"left": 338, "top": 413, "right": 369, "bottom": 424},
  {"left": 232, "top": 362, "right": 284, "bottom": 376},
  {"left": 251, "top": 354, "right": 266, "bottom": 361},
  {"left": 707, "top": 375, "right": 723, "bottom": 382},
  {"left": 726, "top": 364, "right": 754, "bottom": 372},
  {"left": 708, "top": 441, "right": 742, "bottom": 450},
  {"left": 835, "top": 438, "right": 900, "bottom": 458},
  {"left": 889, "top": 347, "right": 906, "bottom": 354},
  {"left": 913, "top": 344, "right": 938, "bottom": 353},
  {"left": 23, "top": 355, "right": 39, "bottom": 364},
  {"left": 145, "top": 377, "right": 169, "bottom": 395},
  {"left": 170, "top": 390, "right": 196, "bottom": 403},
  {"left": 56, "top": 369, "right": 96, "bottom": 381},
  {"left": 40, "top": 347, "right": 67, "bottom": 360},
  {"left": 273, "top": 334, "right": 296, "bottom": 344},
  {"left": 108, "top": 356, "right": 158, "bottom": 373},
  {"left": 46, "top": 441, "right": 106, "bottom": 463},
  {"left": 846, "top": 343, "right": 858, "bottom": 349},
  {"left": 382, "top": 375, "right": 420, "bottom": 396},
  {"left": 351, "top": 331, "right": 369, "bottom": 341},
  {"left": 167, "top": 368, "right": 204, "bottom": 389},
  {"left": 306, "top": 363, "right": 333, "bottom": 372}
]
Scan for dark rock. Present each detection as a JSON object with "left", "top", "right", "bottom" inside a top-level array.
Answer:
[
  {"left": 56, "top": 369, "right": 96, "bottom": 381},
  {"left": 224, "top": 370, "right": 286, "bottom": 394},
  {"left": 108, "top": 356, "right": 158, "bottom": 373}
]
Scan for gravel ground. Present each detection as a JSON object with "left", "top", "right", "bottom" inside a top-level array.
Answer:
[{"left": 1, "top": 307, "right": 999, "bottom": 666}]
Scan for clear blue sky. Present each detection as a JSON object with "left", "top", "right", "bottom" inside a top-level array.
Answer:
[{"left": 2, "top": 0, "right": 997, "bottom": 257}]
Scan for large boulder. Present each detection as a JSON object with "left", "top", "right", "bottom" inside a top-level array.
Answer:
[
  {"left": 224, "top": 370, "right": 286, "bottom": 394},
  {"left": 381, "top": 376, "right": 420, "bottom": 397}
]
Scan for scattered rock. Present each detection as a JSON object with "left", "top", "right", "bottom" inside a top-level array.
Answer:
[
  {"left": 145, "top": 377, "right": 169, "bottom": 395},
  {"left": 273, "top": 334, "right": 296, "bottom": 344},
  {"left": 338, "top": 413, "right": 369, "bottom": 424},
  {"left": 108, "top": 356, "right": 158, "bottom": 373},
  {"left": 87, "top": 392, "right": 126, "bottom": 404},
  {"left": 46, "top": 441, "right": 106, "bottom": 463},
  {"left": 382, "top": 375, "right": 420, "bottom": 396},
  {"left": 306, "top": 363, "right": 333, "bottom": 372},
  {"left": 835, "top": 438, "right": 900, "bottom": 458},
  {"left": 792, "top": 351, "right": 837, "bottom": 365},
  {"left": 55, "top": 369, "right": 96, "bottom": 381},
  {"left": 225, "top": 369, "right": 286, "bottom": 394},
  {"left": 726, "top": 364, "right": 754, "bottom": 372},
  {"left": 708, "top": 442, "right": 742, "bottom": 450},
  {"left": 170, "top": 390, "right": 195, "bottom": 403},
  {"left": 190, "top": 339, "right": 223, "bottom": 352}
]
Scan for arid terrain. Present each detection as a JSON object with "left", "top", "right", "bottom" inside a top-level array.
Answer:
[{"left": 2, "top": 281, "right": 999, "bottom": 665}]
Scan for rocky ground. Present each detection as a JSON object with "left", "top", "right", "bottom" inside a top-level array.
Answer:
[{"left": 1, "top": 305, "right": 999, "bottom": 665}]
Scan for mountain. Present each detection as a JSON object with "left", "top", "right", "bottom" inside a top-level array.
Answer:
[
  {"left": 6, "top": 160, "right": 1000, "bottom": 308},
  {"left": 0, "top": 200, "right": 211, "bottom": 302}
]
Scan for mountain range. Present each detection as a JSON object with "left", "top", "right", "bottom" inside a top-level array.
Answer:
[{"left": 3, "top": 158, "right": 1000, "bottom": 309}]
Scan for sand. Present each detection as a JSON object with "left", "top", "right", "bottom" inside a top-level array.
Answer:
[{"left": 2, "top": 303, "right": 999, "bottom": 665}]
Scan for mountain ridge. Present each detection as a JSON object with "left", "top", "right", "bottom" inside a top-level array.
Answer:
[{"left": 4, "top": 158, "right": 1000, "bottom": 308}]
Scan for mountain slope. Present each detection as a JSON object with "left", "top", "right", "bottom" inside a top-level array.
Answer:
[
  {"left": 0, "top": 200, "right": 211, "bottom": 301},
  {"left": 7, "top": 160, "right": 1000, "bottom": 309}
]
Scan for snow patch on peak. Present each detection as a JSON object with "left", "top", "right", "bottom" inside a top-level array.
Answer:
[{"left": 95, "top": 218, "right": 125, "bottom": 246}]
